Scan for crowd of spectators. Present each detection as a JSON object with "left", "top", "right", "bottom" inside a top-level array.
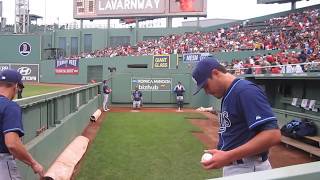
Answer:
[
  {"left": 72, "top": 8, "right": 319, "bottom": 60},
  {"left": 68, "top": 8, "right": 320, "bottom": 75},
  {"left": 224, "top": 49, "right": 320, "bottom": 75}
]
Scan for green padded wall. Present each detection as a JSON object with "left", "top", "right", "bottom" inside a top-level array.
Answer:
[{"left": 40, "top": 54, "right": 208, "bottom": 108}]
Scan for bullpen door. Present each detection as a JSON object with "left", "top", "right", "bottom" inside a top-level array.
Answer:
[{"left": 87, "top": 65, "right": 103, "bottom": 83}]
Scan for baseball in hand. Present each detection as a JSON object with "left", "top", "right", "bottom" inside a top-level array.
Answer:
[{"left": 201, "top": 152, "right": 213, "bottom": 162}]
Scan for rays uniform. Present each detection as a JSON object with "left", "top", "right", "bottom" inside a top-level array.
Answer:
[
  {"left": 102, "top": 83, "right": 112, "bottom": 111},
  {"left": 218, "top": 79, "right": 278, "bottom": 176},
  {"left": 0, "top": 96, "right": 24, "bottom": 179}
]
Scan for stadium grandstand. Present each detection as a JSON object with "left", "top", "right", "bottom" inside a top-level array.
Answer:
[{"left": 0, "top": 0, "right": 320, "bottom": 179}]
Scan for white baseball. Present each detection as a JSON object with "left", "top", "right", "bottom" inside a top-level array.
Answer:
[{"left": 201, "top": 152, "right": 213, "bottom": 162}]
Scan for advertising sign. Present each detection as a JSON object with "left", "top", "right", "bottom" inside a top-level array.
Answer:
[
  {"left": 10, "top": 64, "right": 39, "bottom": 83},
  {"left": 0, "top": 63, "right": 10, "bottom": 71},
  {"left": 131, "top": 78, "right": 172, "bottom": 91},
  {"left": 19, "top": 42, "right": 32, "bottom": 56},
  {"left": 96, "top": 0, "right": 165, "bottom": 15},
  {"left": 182, "top": 53, "right": 210, "bottom": 63},
  {"left": 55, "top": 58, "right": 80, "bottom": 74},
  {"left": 153, "top": 55, "right": 170, "bottom": 69},
  {"left": 74, "top": 0, "right": 207, "bottom": 19}
]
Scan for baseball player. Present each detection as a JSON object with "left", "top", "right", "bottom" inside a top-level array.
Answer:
[
  {"left": 102, "top": 80, "right": 112, "bottom": 111},
  {"left": 173, "top": 81, "right": 185, "bottom": 111},
  {"left": 132, "top": 86, "right": 143, "bottom": 109},
  {"left": 0, "top": 69, "right": 44, "bottom": 179},
  {"left": 192, "top": 57, "right": 281, "bottom": 177},
  {"left": 17, "top": 83, "right": 24, "bottom": 99}
]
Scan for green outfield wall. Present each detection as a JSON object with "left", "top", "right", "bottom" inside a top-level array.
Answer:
[
  {"left": 39, "top": 54, "right": 210, "bottom": 108},
  {"left": 0, "top": 34, "right": 41, "bottom": 63}
]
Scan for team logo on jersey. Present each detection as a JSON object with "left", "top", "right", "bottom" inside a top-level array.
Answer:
[
  {"left": 256, "top": 115, "right": 262, "bottom": 120},
  {"left": 218, "top": 111, "right": 231, "bottom": 133},
  {"left": 19, "top": 42, "right": 32, "bottom": 56}
]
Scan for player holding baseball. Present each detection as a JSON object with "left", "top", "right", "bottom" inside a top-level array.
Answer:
[
  {"left": 192, "top": 57, "right": 281, "bottom": 177},
  {"left": 0, "top": 70, "right": 45, "bottom": 179}
]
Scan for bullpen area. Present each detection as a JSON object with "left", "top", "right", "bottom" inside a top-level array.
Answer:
[{"left": 75, "top": 109, "right": 221, "bottom": 179}]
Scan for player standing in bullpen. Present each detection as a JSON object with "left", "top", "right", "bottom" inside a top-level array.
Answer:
[
  {"left": 17, "top": 83, "right": 24, "bottom": 99},
  {"left": 132, "top": 86, "right": 143, "bottom": 109},
  {"left": 192, "top": 57, "right": 281, "bottom": 177},
  {"left": 173, "top": 81, "right": 185, "bottom": 111},
  {"left": 0, "top": 70, "right": 44, "bottom": 179},
  {"left": 102, "top": 80, "right": 112, "bottom": 111}
]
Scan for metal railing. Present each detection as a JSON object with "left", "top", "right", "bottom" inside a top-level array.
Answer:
[{"left": 226, "top": 61, "right": 320, "bottom": 75}]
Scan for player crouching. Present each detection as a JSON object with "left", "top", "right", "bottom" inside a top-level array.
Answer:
[{"left": 132, "top": 86, "right": 143, "bottom": 109}]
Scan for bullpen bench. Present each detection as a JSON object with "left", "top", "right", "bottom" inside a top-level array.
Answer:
[
  {"left": 281, "top": 136, "right": 320, "bottom": 157},
  {"left": 304, "top": 136, "right": 320, "bottom": 147}
]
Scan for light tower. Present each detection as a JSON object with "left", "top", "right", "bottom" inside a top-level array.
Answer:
[{"left": 14, "top": 0, "right": 29, "bottom": 34}]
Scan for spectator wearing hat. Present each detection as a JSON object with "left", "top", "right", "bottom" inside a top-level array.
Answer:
[{"left": 0, "top": 69, "right": 44, "bottom": 179}]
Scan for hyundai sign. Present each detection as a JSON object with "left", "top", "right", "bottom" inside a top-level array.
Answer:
[{"left": 11, "top": 64, "right": 39, "bottom": 83}]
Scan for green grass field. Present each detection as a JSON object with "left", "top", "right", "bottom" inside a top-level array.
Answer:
[
  {"left": 20, "top": 84, "right": 69, "bottom": 98},
  {"left": 76, "top": 112, "right": 221, "bottom": 180}
]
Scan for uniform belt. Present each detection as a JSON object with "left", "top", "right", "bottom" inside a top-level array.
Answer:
[
  {"left": 0, "top": 153, "right": 11, "bottom": 159},
  {"left": 229, "top": 155, "right": 268, "bottom": 165}
]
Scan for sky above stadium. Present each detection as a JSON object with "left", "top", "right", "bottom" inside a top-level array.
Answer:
[{"left": 1, "top": 0, "right": 320, "bottom": 27}]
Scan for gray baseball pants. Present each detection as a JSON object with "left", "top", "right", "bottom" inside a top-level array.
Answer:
[
  {"left": 223, "top": 156, "right": 272, "bottom": 177},
  {"left": 103, "top": 94, "right": 109, "bottom": 110},
  {"left": 0, "top": 153, "right": 22, "bottom": 180}
]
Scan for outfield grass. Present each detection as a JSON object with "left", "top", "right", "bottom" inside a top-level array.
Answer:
[
  {"left": 77, "top": 112, "right": 221, "bottom": 180},
  {"left": 20, "top": 84, "right": 68, "bottom": 98}
]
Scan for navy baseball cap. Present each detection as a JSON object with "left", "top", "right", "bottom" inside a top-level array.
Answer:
[
  {"left": 0, "top": 69, "right": 24, "bottom": 87},
  {"left": 192, "top": 57, "right": 221, "bottom": 95}
]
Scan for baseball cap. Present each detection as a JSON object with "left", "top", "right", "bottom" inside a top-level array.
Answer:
[
  {"left": 192, "top": 57, "right": 221, "bottom": 95},
  {"left": 0, "top": 69, "right": 24, "bottom": 87}
]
